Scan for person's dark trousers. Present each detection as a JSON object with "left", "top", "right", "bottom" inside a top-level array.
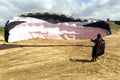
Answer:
[{"left": 92, "top": 46, "right": 97, "bottom": 59}]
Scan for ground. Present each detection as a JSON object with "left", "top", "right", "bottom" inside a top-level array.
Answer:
[{"left": 0, "top": 31, "right": 120, "bottom": 80}]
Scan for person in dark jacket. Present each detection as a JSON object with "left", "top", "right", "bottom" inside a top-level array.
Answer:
[{"left": 91, "top": 34, "right": 105, "bottom": 62}]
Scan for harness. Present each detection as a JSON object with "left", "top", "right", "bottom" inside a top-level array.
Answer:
[
  {"left": 96, "top": 41, "right": 101, "bottom": 57},
  {"left": 95, "top": 38, "right": 104, "bottom": 57}
]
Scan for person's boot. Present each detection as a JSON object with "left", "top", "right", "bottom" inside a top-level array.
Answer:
[{"left": 91, "top": 57, "right": 96, "bottom": 62}]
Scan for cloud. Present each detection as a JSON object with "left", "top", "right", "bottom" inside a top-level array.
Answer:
[
  {"left": 0, "top": 0, "right": 55, "bottom": 26},
  {"left": 0, "top": 0, "right": 120, "bottom": 26},
  {"left": 75, "top": 0, "right": 120, "bottom": 20},
  {"left": 7, "top": 0, "right": 55, "bottom": 12}
]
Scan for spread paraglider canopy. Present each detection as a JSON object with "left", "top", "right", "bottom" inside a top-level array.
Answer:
[{"left": 4, "top": 13, "right": 111, "bottom": 42}]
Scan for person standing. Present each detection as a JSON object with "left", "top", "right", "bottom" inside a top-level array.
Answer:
[{"left": 91, "top": 34, "right": 105, "bottom": 62}]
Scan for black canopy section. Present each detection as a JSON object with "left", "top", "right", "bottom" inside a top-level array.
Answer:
[
  {"left": 83, "top": 21, "right": 111, "bottom": 34},
  {"left": 20, "top": 12, "right": 82, "bottom": 23},
  {"left": 5, "top": 21, "right": 25, "bottom": 31},
  {"left": 4, "top": 21, "right": 25, "bottom": 42}
]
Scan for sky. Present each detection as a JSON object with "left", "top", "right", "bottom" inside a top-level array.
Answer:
[{"left": 0, "top": 0, "right": 120, "bottom": 26}]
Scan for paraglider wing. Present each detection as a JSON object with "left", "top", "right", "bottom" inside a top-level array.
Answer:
[{"left": 4, "top": 13, "right": 111, "bottom": 42}]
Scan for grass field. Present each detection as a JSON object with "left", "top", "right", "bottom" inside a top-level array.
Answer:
[
  {"left": 0, "top": 21, "right": 120, "bottom": 80},
  {"left": 0, "top": 27, "right": 4, "bottom": 35}
]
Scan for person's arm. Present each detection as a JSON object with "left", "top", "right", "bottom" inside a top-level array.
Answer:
[{"left": 91, "top": 38, "right": 98, "bottom": 43}]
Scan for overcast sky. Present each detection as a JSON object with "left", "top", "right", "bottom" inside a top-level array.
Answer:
[{"left": 0, "top": 0, "right": 120, "bottom": 26}]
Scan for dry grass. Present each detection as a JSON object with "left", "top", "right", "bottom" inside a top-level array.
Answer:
[{"left": 0, "top": 24, "right": 120, "bottom": 80}]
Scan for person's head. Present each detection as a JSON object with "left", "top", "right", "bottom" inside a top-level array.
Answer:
[{"left": 97, "top": 33, "right": 102, "bottom": 38}]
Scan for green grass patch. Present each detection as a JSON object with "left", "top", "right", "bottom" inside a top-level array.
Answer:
[
  {"left": 0, "top": 27, "right": 4, "bottom": 36},
  {"left": 107, "top": 21, "right": 120, "bottom": 34}
]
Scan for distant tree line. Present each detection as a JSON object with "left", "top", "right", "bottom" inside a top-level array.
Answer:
[{"left": 107, "top": 18, "right": 120, "bottom": 25}]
